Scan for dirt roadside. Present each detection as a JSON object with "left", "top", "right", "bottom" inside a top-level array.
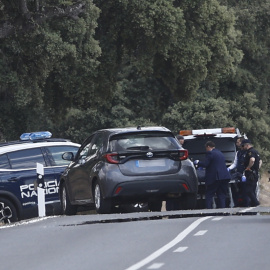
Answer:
[{"left": 259, "top": 172, "right": 270, "bottom": 206}]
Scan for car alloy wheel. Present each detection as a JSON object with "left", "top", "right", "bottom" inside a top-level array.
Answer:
[
  {"left": 62, "top": 187, "right": 67, "bottom": 212},
  {"left": 94, "top": 184, "right": 101, "bottom": 210},
  {"left": 0, "top": 199, "right": 18, "bottom": 224},
  {"left": 60, "top": 183, "right": 77, "bottom": 215},
  {"left": 94, "top": 182, "right": 112, "bottom": 214}
]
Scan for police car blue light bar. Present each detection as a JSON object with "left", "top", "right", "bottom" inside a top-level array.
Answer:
[{"left": 20, "top": 131, "right": 52, "bottom": 141}]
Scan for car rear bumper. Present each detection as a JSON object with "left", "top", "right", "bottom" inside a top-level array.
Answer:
[
  {"left": 98, "top": 158, "right": 198, "bottom": 203},
  {"left": 110, "top": 179, "right": 197, "bottom": 203}
]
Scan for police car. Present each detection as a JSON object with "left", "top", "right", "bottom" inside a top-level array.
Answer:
[
  {"left": 0, "top": 132, "right": 80, "bottom": 224},
  {"left": 180, "top": 127, "right": 240, "bottom": 208}
]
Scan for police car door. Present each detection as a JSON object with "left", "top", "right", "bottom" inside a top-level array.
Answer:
[{"left": 1, "top": 148, "right": 55, "bottom": 216}]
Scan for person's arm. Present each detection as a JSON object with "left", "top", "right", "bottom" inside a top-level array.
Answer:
[
  {"left": 245, "top": 157, "right": 255, "bottom": 170},
  {"left": 228, "top": 152, "right": 238, "bottom": 170},
  {"left": 198, "top": 151, "right": 212, "bottom": 168}
]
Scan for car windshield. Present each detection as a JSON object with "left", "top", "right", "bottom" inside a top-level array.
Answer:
[{"left": 109, "top": 132, "right": 179, "bottom": 152}]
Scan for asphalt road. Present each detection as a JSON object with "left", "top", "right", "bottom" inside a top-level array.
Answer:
[{"left": 1, "top": 207, "right": 270, "bottom": 270}]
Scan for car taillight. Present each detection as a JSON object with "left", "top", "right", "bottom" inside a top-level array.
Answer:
[
  {"left": 104, "top": 153, "right": 119, "bottom": 164},
  {"left": 182, "top": 183, "right": 189, "bottom": 191},
  {"left": 179, "top": 149, "right": 188, "bottom": 160}
]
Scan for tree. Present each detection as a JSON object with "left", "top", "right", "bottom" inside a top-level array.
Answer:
[
  {"left": 219, "top": 0, "right": 270, "bottom": 111},
  {"left": 0, "top": 0, "right": 87, "bottom": 39},
  {"left": 162, "top": 92, "right": 270, "bottom": 167},
  {"left": 0, "top": 0, "right": 100, "bottom": 140}
]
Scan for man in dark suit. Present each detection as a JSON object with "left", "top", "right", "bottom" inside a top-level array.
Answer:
[{"left": 194, "top": 141, "right": 231, "bottom": 209}]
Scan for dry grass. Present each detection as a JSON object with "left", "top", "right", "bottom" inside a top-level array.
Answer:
[{"left": 259, "top": 172, "right": 270, "bottom": 206}]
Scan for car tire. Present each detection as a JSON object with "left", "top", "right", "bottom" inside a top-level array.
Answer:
[
  {"left": 60, "top": 183, "right": 77, "bottom": 215},
  {"left": 94, "top": 182, "right": 112, "bottom": 214},
  {"left": 0, "top": 198, "right": 18, "bottom": 224},
  {"left": 148, "top": 199, "right": 162, "bottom": 212},
  {"left": 179, "top": 193, "right": 197, "bottom": 210}
]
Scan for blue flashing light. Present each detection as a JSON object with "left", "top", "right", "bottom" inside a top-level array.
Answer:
[
  {"left": 20, "top": 133, "right": 32, "bottom": 141},
  {"left": 20, "top": 131, "right": 52, "bottom": 141}
]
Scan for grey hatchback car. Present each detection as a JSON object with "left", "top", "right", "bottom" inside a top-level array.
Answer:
[{"left": 59, "top": 126, "right": 198, "bottom": 214}]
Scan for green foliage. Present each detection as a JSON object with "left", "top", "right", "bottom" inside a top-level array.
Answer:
[
  {"left": 0, "top": 0, "right": 100, "bottom": 140},
  {"left": 161, "top": 96, "right": 232, "bottom": 133},
  {"left": 1, "top": 0, "right": 270, "bottom": 166}
]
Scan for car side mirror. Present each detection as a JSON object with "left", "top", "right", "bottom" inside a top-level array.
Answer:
[{"left": 62, "top": 152, "right": 74, "bottom": 161}]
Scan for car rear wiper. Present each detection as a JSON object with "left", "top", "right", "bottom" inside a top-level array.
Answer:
[{"left": 126, "top": 146, "right": 150, "bottom": 151}]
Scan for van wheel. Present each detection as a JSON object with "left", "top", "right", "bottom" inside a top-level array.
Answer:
[
  {"left": 148, "top": 199, "right": 162, "bottom": 212},
  {"left": 94, "top": 182, "right": 112, "bottom": 214},
  {"left": 179, "top": 193, "right": 197, "bottom": 210},
  {"left": 0, "top": 198, "right": 18, "bottom": 224},
  {"left": 60, "top": 184, "right": 77, "bottom": 215}
]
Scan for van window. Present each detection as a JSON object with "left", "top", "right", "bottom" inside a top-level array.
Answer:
[{"left": 183, "top": 137, "right": 236, "bottom": 163}]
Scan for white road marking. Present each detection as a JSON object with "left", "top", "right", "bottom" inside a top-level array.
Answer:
[
  {"left": 173, "top": 247, "right": 188, "bottom": 253},
  {"left": 125, "top": 216, "right": 212, "bottom": 270},
  {"left": 0, "top": 216, "right": 54, "bottom": 230},
  {"left": 212, "top": 217, "right": 223, "bottom": 221},
  {"left": 239, "top": 207, "right": 256, "bottom": 213},
  {"left": 194, "top": 230, "right": 207, "bottom": 236},
  {"left": 147, "top": 263, "right": 164, "bottom": 269}
]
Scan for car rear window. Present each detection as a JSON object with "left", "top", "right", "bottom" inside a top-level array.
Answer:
[{"left": 109, "top": 132, "right": 179, "bottom": 152}]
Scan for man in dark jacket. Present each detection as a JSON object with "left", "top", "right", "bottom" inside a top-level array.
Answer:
[{"left": 194, "top": 141, "right": 231, "bottom": 209}]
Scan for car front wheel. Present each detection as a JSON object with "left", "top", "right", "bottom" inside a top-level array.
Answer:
[
  {"left": 0, "top": 198, "right": 18, "bottom": 224},
  {"left": 60, "top": 183, "right": 77, "bottom": 215},
  {"left": 94, "top": 182, "right": 112, "bottom": 214}
]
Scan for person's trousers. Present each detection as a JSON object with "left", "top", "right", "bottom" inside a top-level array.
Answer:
[
  {"left": 206, "top": 180, "right": 229, "bottom": 209},
  {"left": 245, "top": 181, "right": 260, "bottom": 206}
]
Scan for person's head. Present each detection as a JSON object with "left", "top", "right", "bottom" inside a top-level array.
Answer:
[
  {"left": 205, "top": 141, "right": 215, "bottom": 151},
  {"left": 236, "top": 137, "right": 244, "bottom": 149},
  {"left": 176, "top": 135, "right": 184, "bottom": 145},
  {"left": 241, "top": 139, "right": 252, "bottom": 150}
]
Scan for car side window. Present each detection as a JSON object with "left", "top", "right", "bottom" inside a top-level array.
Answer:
[
  {"left": 8, "top": 148, "right": 46, "bottom": 169},
  {"left": 78, "top": 136, "right": 94, "bottom": 159},
  {"left": 88, "top": 134, "right": 103, "bottom": 156},
  {"left": 0, "top": 154, "right": 11, "bottom": 169},
  {"left": 46, "top": 146, "right": 79, "bottom": 166},
  {"left": 79, "top": 143, "right": 92, "bottom": 158}
]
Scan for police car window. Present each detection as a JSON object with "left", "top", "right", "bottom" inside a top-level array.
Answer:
[
  {"left": 0, "top": 154, "right": 11, "bottom": 169},
  {"left": 8, "top": 148, "right": 46, "bottom": 169},
  {"left": 46, "top": 146, "right": 79, "bottom": 166}
]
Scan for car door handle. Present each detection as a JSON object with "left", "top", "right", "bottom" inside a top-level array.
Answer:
[{"left": 8, "top": 177, "right": 19, "bottom": 182}]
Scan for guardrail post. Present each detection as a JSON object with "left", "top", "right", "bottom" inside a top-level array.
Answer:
[{"left": 36, "top": 163, "right": 46, "bottom": 217}]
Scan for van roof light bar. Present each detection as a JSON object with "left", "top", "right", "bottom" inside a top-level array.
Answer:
[{"left": 180, "top": 127, "right": 236, "bottom": 136}]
